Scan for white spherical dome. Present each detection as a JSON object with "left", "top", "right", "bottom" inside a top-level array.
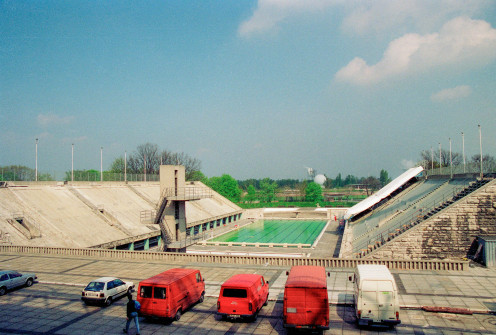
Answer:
[{"left": 314, "top": 174, "right": 326, "bottom": 185}]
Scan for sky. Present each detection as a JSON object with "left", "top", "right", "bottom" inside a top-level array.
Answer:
[{"left": 1, "top": 0, "right": 496, "bottom": 180}]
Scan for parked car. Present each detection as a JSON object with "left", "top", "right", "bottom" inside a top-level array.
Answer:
[
  {"left": 0, "top": 270, "right": 37, "bottom": 296},
  {"left": 137, "top": 268, "right": 205, "bottom": 322},
  {"left": 81, "top": 277, "right": 134, "bottom": 306},
  {"left": 217, "top": 274, "right": 269, "bottom": 321},
  {"left": 283, "top": 265, "right": 330, "bottom": 330}
]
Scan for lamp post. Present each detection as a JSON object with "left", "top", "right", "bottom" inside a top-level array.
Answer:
[
  {"left": 124, "top": 151, "right": 127, "bottom": 182},
  {"left": 449, "top": 137, "right": 453, "bottom": 179},
  {"left": 431, "top": 146, "right": 434, "bottom": 171},
  {"left": 462, "top": 132, "right": 465, "bottom": 173},
  {"left": 439, "top": 143, "right": 442, "bottom": 175},
  {"left": 479, "top": 124, "right": 483, "bottom": 179},
  {"left": 71, "top": 143, "right": 74, "bottom": 182},
  {"left": 100, "top": 147, "right": 103, "bottom": 182},
  {"left": 35, "top": 138, "right": 38, "bottom": 181}
]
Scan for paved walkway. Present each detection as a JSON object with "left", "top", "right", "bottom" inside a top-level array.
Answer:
[{"left": 0, "top": 251, "right": 495, "bottom": 334}]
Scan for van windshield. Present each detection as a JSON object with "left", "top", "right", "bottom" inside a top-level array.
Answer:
[{"left": 222, "top": 288, "right": 247, "bottom": 298}]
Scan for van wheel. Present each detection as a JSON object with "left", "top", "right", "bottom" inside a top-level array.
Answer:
[
  {"left": 174, "top": 309, "right": 182, "bottom": 321},
  {"left": 198, "top": 292, "right": 205, "bottom": 303},
  {"left": 263, "top": 295, "right": 268, "bottom": 306}
]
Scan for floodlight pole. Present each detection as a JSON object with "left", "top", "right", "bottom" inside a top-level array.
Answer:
[
  {"left": 124, "top": 151, "right": 127, "bottom": 182},
  {"left": 71, "top": 143, "right": 74, "bottom": 182},
  {"left": 35, "top": 138, "right": 38, "bottom": 181},
  {"left": 479, "top": 124, "right": 483, "bottom": 179},
  {"left": 100, "top": 147, "right": 103, "bottom": 182},
  {"left": 431, "top": 146, "right": 434, "bottom": 171},
  {"left": 144, "top": 154, "right": 147, "bottom": 182},
  {"left": 462, "top": 132, "right": 465, "bottom": 173},
  {"left": 439, "top": 143, "right": 442, "bottom": 175},
  {"left": 449, "top": 137, "right": 453, "bottom": 179}
]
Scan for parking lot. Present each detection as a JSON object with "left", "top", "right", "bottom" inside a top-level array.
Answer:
[{"left": 1, "top": 252, "right": 496, "bottom": 334}]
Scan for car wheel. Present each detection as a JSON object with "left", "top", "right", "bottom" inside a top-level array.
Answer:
[
  {"left": 0, "top": 286, "right": 6, "bottom": 296},
  {"left": 174, "top": 309, "right": 182, "bottom": 321},
  {"left": 105, "top": 297, "right": 112, "bottom": 306},
  {"left": 25, "top": 278, "right": 33, "bottom": 287},
  {"left": 198, "top": 292, "right": 205, "bottom": 303}
]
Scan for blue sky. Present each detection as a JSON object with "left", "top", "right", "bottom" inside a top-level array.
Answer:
[{"left": 1, "top": 0, "right": 496, "bottom": 180}]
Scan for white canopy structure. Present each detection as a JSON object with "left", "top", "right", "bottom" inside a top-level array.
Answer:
[{"left": 343, "top": 166, "right": 424, "bottom": 220}]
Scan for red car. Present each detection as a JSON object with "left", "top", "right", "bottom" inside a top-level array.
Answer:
[{"left": 217, "top": 274, "right": 269, "bottom": 321}]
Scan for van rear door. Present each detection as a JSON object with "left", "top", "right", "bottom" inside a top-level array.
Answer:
[
  {"left": 285, "top": 287, "right": 306, "bottom": 325},
  {"left": 361, "top": 281, "right": 379, "bottom": 320},
  {"left": 151, "top": 286, "right": 168, "bottom": 317},
  {"left": 305, "top": 288, "right": 328, "bottom": 326},
  {"left": 361, "top": 280, "right": 394, "bottom": 321},
  {"left": 377, "top": 281, "right": 394, "bottom": 321}
]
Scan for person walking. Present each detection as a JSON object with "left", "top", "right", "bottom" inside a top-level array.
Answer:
[{"left": 123, "top": 293, "right": 140, "bottom": 335}]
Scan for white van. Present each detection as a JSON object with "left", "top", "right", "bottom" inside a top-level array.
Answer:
[{"left": 349, "top": 265, "right": 401, "bottom": 327}]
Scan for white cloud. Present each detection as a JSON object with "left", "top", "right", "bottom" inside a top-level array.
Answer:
[
  {"left": 341, "top": 0, "right": 489, "bottom": 36},
  {"left": 37, "top": 113, "right": 74, "bottom": 127},
  {"left": 335, "top": 17, "right": 496, "bottom": 85},
  {"left": 431, "top": 85, "right": 472, "bottom": 102},
  {"left": 238, "top": 0, "right": 490, "bottom": 37},
  {"left": 238, "top": 0, "right": 342, "bottom": 37},
  {"left": 401, "top": 159, "right": 416, "bottom": 170}
]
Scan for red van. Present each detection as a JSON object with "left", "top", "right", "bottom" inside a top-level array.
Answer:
[
  {"left": 217, "top": 274, "right": 269, "bottom": 321},
  {"left": 137, "top": 268, "right": 205, "bottom": 321},
  {"left": 283, "top": 266, "right": 330, "bottom": 330}
]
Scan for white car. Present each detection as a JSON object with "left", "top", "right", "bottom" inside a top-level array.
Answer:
[
  {"left": 0, "top": 270, "right": 37, "bottom": 296},
  {"left": 81, "top": 277, "right": 134, "bottom": 306}
]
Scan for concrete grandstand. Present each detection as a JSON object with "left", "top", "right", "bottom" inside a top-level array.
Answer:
[
  {"left": 340, "top": 167, "right": 496, "bottom": 261},
  {"left": 0, "top": 165, "right": 243, "bottom": 251}
]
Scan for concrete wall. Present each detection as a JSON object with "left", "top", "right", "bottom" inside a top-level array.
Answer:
[{"left": 368, "top": 179, "right": 496, "bottom": 260}]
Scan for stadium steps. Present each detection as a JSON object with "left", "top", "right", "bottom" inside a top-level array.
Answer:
[{"left": 356, "top": 178, "right": 492, "bottom": 258}]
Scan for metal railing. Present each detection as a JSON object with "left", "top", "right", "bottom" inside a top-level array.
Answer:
[
  {"left": 0, "top": 245, "right": 468, "bottom": 271},
  {"left": 0, "top": 170, "right": 159, "bottom": 182},
  {"left": 161, "top": 187, "right": 213, "bottom": 200}
]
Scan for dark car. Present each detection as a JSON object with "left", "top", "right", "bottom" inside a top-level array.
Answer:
[{"left": 0, "top": 270, "right": 37, "bottom": 295}]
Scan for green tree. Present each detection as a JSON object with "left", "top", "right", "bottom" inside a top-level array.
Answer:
[
  {"left": 305, "top": 182, "right": 323, "bottom": 202},
  {"left": 343, "top": 174, "right": 358, "bottom": 186},
  {"left": 207, "top": 174, "right": 241, "bottom": 202},
  {"left": 110, "top": 157, "right": 125, "bottom": 173},
  {"left": 188, "top": 170, "right": 207, "bottom": 182},
  {"left": 379, "top": 169, "right": 391, "bottom": 186},
  {"left": 260, "top": 178, "right": 278, "bottom": 202},
  {"left": 333, "top": 173, "right": 343, "bottom": 188},
  {"left": 0, "top": 165, "right": 35, "bottom": 181},
  {"left": 245, "top": 184, "right": 257, "bottom": 202}
]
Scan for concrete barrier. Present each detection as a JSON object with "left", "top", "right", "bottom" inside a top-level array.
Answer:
[{"left": 0, "top": 245, "right": 468, "bottom": 271}]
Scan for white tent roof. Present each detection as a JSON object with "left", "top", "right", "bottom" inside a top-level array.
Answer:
[{"left": 343, "top": 166, "right": 424, "bottom": 220}]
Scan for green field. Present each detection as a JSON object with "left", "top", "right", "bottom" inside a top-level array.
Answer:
[{"left": 210, "top": 219, "right": 327, "bottom": 244}]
